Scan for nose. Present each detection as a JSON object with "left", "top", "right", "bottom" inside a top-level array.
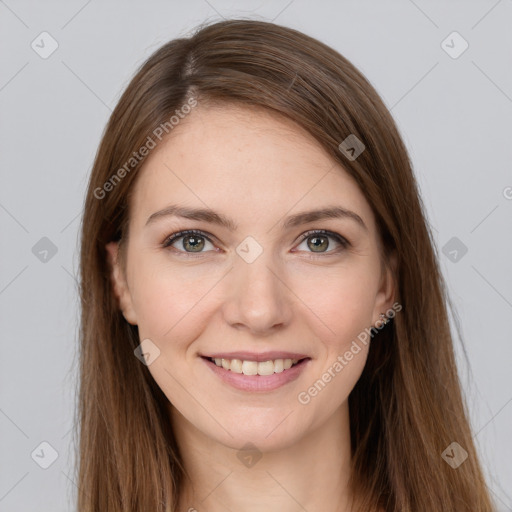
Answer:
[{"left": 221, "top": 250, "right": 293, "bottom": 336}]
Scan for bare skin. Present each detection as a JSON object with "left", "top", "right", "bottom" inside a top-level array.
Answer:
[{"left": 106, "top": 103, "right": 396, "bottom": 511}]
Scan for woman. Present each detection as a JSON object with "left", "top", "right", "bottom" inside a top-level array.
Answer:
[{"left": 76, "top": 19, "right": 495, "bottom": 511}]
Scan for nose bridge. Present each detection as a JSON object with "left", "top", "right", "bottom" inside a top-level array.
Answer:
[{"left": 223, "top": 241, "right": 292, "bottom": 333}]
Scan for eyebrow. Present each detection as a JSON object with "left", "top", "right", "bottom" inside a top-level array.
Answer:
[{"left": 145, "top": 204, "right": 368, "bottom": 232}]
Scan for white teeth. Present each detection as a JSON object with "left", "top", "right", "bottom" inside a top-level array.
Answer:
[
  {"left": 257, "top": 360, "right": 274, "bottom": 376},
  {"left": 241, "top": 360, "right": 258, "bottom": 375},
  {"left": 274, "top": 359, "right": 284, "bottom": 373},
  {"left": 210, "top": 357, "right": 302, "bottom": 375},
  {"left": 230, "top": 359, "right": 243, "bottom": 373}
]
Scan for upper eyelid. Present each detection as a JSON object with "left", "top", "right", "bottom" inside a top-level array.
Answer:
[
  {"left": 296, "top": 230, "right": 349, "bottom": 249},
  {"left": 298, "top": 229, "right": 347, "bottom": 241},
  {"left": 163, "top": 229, "right": 217, "bottom": 245},
  {"left": 163, "top": 229, "right": 347, "bottom": 250}
]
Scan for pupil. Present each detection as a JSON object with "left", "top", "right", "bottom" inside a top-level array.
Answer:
[
  {"left": 181, "top": 235, "right": 329, "bottom": 253},
  {"left": 308, "top": 236, "right": 328, "bottom": 252},
  {"left": 184, "top": 235, "right": 204, "bottom": 252}
]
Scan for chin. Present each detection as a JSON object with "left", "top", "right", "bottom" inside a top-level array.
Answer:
[{"left": 211, "top": 415, "right": 308, "bottom": 454}]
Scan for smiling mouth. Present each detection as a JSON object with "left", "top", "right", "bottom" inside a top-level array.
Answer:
[{"left": 203, "top": 356, "right": 309, "bottom": 376}]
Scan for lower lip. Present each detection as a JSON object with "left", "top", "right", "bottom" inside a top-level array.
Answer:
[{"left": 201, "top": 357, "right": 311, "bottom": 392}]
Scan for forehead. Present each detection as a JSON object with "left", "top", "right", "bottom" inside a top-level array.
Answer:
[{"left": 128, "top": 103, "right": 376, "bottom": 234}]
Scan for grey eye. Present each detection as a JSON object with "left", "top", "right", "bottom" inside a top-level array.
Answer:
[{"left": 164, "top": 231, "right": 216, "bottom": 253}]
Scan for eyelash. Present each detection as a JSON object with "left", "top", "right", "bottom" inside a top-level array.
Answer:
[{"left": 161, "top": 229, "right": 350, "bottom": 258}]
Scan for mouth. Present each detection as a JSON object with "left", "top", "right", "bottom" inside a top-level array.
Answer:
[
  {"left": 202, "top": 356, "right": 309, "bottom": 376},
  {"left": 200, "top": 355, "right": 311, "bottom": 392}
]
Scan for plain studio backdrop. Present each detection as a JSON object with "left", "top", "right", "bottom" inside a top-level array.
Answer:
[{"left": 0, "top": 0, "right": 511, "bottom": 510}]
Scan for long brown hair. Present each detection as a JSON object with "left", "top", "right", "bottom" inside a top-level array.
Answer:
[{"left": 76, "top": 19, "right": 495, "bottom": 511}]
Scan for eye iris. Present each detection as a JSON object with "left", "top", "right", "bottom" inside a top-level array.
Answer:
[
  {"left": 308, "top": 235, "right": 328, "bottom": 252},
  {"left": 173, "top": 232, "right": 338, "bottom": 253},
  {"left": 183, "top": 235, "right": 205, "bottom": 252}
]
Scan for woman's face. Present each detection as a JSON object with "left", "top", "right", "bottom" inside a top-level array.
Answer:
[{"left": 107, "top": 103, "right": 395, "bottom": 451}]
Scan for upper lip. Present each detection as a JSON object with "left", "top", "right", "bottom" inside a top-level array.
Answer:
[{"left": 201, "top": 351, "right": 310, "bottom": 362}]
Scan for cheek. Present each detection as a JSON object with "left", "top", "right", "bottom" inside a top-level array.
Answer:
[
  {"left": 303, "top": 343, "right": 369, "bottom": 422},
  {"left": 293, "top": 264, "right": 379, "bottom": 348},
  {"left": 128, "top": 256, "right": 218, "bottom": 341}
]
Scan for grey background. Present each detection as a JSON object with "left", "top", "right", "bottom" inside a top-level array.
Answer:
[{"left": 1, "top": 0, "right": 511, "bottom": 510}]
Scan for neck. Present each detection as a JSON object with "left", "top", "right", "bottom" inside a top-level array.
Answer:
[{"left": 170, "top": 402, "right": 355, "bottom": 512}]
